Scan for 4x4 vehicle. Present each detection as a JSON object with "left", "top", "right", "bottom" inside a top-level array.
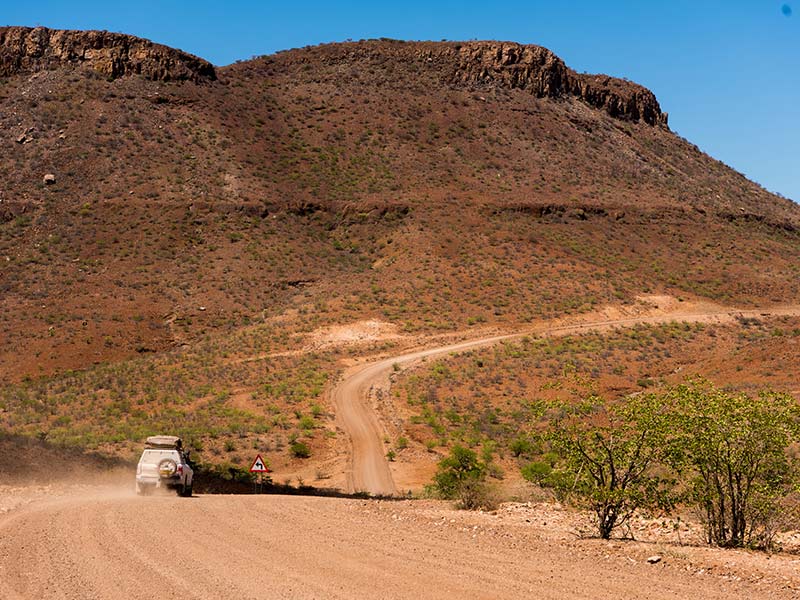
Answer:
[{"left": 136, "top": 435, "right": 194, "bottom": 497}]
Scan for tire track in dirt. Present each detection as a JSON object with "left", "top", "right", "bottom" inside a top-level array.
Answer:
[
  {"left": 1, "top": 491, "right": 794, "bottom": 599},
  {"left": 331, "top": 304, "right": 800, "bottom": 495}
]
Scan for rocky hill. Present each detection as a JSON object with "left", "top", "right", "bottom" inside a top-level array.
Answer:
[
  {"left": 299, "top": 40, "right": 668, "bottom": 126},
  {"left": 1, "top": 29, "right": 799, "bottom": 381},
  {"left": 0, "top": 26, "right": 215, "bottom": 82}
]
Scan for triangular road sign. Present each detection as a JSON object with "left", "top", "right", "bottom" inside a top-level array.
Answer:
[{"left": 249, "top": 454, "right": 269, "bottom": 473}]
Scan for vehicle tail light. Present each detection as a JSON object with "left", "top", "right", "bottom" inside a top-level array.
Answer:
[{"left": 177, "top": 464, "right": 183, "bottom": 475}]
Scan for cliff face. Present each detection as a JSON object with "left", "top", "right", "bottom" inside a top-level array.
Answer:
[
  {"left": 0, "top": 30, "right": 664, "bottom": 123},
  {"left": 0, "top": 26, "right": 216, "bottom": 82},
  {"left": 454, "top": 42, "right": 667, "bottom": 126},
  {"left": 286, "top": 40, "right": 667, "bottom": 127}
]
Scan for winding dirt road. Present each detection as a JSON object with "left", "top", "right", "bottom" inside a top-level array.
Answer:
[
  {"left": 331, "top": 303, "right": 800, "bottom": 495},
  {"left": 2, "top": 303, "right": 800, "bottom": 599}
]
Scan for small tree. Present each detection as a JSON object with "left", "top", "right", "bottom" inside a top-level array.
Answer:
[
  {"left": 433, "top": 445, "right": 485, "bottom": 499},
  {"left": 664, "top": 381, "right": 800, "bottom": 548},
  {"left": 525, "top": 395, "right": 674, "bottom": 539},
  {"left": 432, "top": 445, "right": 497, "bottom": 509}
]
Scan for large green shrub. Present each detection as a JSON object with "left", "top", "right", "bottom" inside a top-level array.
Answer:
[
  {"left": 431, "top": 445, "right": 497, "bottom": 509},
  {"left": 433, "top": 445, "right": 485, "bottom": 498},
  {"left": 524, "top": 394, "right": 674, "bottom": 539},
  {"left": 663, "top": 381, "right": 800, "bottom": 548}
]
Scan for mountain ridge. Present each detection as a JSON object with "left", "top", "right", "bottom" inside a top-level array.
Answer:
[
  {"left": 0, "top": 28, "right": 666, "bottom": 125},
  {"left": 1, "top": 27, "right": 799, "bottom": 381},
  {"left": 271, "top": 39, "right": 668, "bottom": 126}
]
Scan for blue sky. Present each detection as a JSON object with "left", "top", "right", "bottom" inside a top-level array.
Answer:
[{"left": 4, "top": 1, "right": 798, "bottom": 201}]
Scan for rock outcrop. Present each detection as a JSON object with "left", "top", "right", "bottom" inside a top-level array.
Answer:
[
  {"left": 0, "top": 26, "right": 215, "bottom": 82},
  {"left": 453, "top": 42, "right": 667, "bottom": 126},
  {"left": 294, "top": 40, "right": 667, "bottom": 127}
]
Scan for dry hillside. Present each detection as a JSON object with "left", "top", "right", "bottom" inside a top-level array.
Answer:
[
  {"left": 2, "top": 27, "right": 799, "bottom": 383},
  {"left": 5, "top": 28, "right": 800, "bottom": 600},
  {"left": 1, "top": 27, "right": 800, "bottom": 474}
]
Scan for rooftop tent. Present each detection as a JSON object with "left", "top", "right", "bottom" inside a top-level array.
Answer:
[{"left": 144, "top": 435, "right": 182, "bottom": 449}]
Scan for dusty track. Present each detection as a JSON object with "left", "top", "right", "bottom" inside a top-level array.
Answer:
[
  {"left": 331, "top": 303, "right": 800, "bottom": 495},
  {"left": 3, "top": 487, "right": 800, "bottom": 599}
]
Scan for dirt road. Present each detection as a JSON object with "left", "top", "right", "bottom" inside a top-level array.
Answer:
[
  {"left": 3, "top": 486, "right": 799, "bottom": 599},
  {"left": 331, "top": 303, "right": 800, "bottom": 495},
  {"left": 3, "top": 303, "right": 800, "bottom": 599}
]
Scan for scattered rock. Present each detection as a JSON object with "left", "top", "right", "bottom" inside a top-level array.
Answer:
[
  {"left": 16, "top": 127, "right": 35, "bottom": 144},
  {"left": 647, "top": 555, "right": 662, "bottom": 564},
  {"left": 43, "top": 173, "right": 56, "bottom": 185}
]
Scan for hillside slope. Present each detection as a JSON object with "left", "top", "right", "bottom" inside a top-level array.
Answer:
[{"left": 1, "top": 28, "right": 799, "bottom": 383}]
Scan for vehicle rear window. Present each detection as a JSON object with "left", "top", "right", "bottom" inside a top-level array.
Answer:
[{"left": 140, "top": 449, "right": 178, "bottom": 464}]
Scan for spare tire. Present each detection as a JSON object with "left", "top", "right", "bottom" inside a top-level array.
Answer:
[{"left": 158, "top": 458, "right": 177, "bottom": 478}]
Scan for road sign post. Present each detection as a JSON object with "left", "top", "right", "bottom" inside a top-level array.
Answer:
[{"left": 249, "top": 454, "right": 270, "bottom": 494}]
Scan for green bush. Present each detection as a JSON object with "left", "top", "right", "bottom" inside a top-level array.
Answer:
[
  {"left": 433, "top": 445, "right": 485, "bottom": 498},
  {"left": 197, "top": 461, "right": 253, "bottom": 484},
  {"left": 521, "top": 461, "right": 551, "bottom": 482},
  {"left": 509, "top": 437, "right": 533, "bottom": 457},
  {"left": 663, "top": 381, "right": 800, "bottom": 549},
  {"left": 528, "top": 394, "right": 674, "bottom": 539},
  {"left": 455, "top": 477, "right": 499, "bottom": 511},
  {"left": 525, "top": 381, "right": 800, "bottom": 549},
  {"left": 290, "top": 441, "right": 311, "bottom": 458}
]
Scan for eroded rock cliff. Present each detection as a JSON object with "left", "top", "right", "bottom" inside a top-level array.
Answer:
[
  {"left": 0, "top": 26, "right": 215, "bottom": 82},
  {"left": 290, "top": 40, "right": 667, "bottom": 126},
  {"left": 453, "top": 42, "right": 667, "bottom": 126}
]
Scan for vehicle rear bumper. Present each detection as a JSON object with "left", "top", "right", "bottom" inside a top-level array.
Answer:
[{"left": 136, "top": 475, "right": 180, "bottom": 488}]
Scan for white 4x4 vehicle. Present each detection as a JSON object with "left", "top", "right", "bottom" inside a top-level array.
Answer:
[{"left": 136, "top": 435, "right": 194, "bottom": 497}]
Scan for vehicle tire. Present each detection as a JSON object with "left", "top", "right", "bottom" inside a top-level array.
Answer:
[{"left": 181, "top": 483, "right": 193, "bottom": 498}]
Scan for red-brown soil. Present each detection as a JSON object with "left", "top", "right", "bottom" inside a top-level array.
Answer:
[
  {"left": 3, "top": 29, "right": 800, "bottom": 599},
  {"left": 2, "top": 30, "right": 799, "bottom": 383}
]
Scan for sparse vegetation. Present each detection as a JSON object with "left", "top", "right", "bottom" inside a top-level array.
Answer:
[
  {"left": 430, "top": 444, "right": 496, "bottom": 510},
  {"left": 290, "top": 441, "right": 311, "bottom": 459},
  {"left": 2, "top": 35, "right": 800, "bottom": 553},
  {"left": 2, "top": 37, "right": 800, "bottom": 386}
]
